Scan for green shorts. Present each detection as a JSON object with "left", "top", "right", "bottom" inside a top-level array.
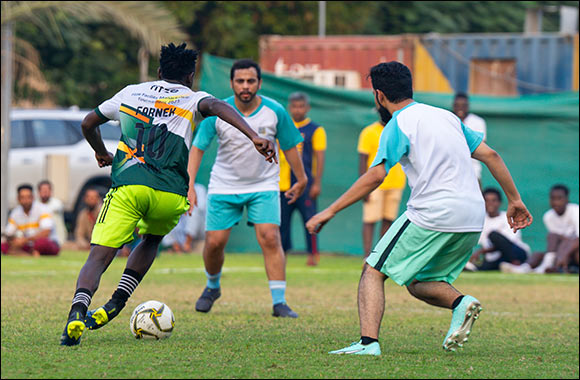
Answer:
[
  {"left": 206, "top": 191, "right": 280, "bottom": 231},
  {"left": 366, "top": 214, "right": 480, "bottom": 286},
  {"left": 91, "top": 185, "right": 189, "bottom": 248}
]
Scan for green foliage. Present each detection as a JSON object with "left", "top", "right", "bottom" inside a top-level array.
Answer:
[
  {"left": 1, "top": 251, "right": 579, "bottom": 378},
  {"left": 11, "top": 1, "right": 579, "bottom": 107}
]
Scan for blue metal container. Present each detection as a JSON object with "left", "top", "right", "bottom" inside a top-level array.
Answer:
[{"left": 422, "top": 33, "right": 576, "bottom": 94}]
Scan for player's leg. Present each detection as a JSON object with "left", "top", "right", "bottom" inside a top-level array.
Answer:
[
  {"left": 61, "top": 186, "right": 142, "bottom": 346},
  {"left": 85, "top": 187, "right": 187, "bottom": 330},
  {"left": 407, "top": 231, "right": 482, "bottom": 352},
  {"left": 195, "top": 193, "right": 241, "bottom": 313},
  {"left": 380, "top": 188, "right": 402, "bottom": 236},
  {"left": 195, "top": 228, "right": 231, "bottom": 312},
  {"left": 330, "top": 215, "right": 416, "bottom": 355},
  {"left": 279, "top": 191, "right": 295, "bottom": 253},
  {"left": 248, "top": 191, "right": 297, "bottom": 318}
]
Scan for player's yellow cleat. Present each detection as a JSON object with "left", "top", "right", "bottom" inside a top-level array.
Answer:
[
  {"left": 85, "top": 307, "right": 110, "bottom": 330},
  {"left": 60, "top": 314, "right": 86, "bottom": 346}
]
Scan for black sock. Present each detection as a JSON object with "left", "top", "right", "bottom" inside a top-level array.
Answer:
[
  {"left": 68, "top": 288, "right": 92, "bottom": 319},
  {"left": 361, "top": 336, "right": 379, "bottom": 345},
  {"left": 452, "top": 295, "right": 464, "bottom": 310},
  {"left": 105, "top": 269, "right": 143, "bottom": 317}
]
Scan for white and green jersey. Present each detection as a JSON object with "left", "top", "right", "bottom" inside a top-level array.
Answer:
[
  {"left": 194, "top": 95, "right": 303, "bottom": 194},
  {"left": 96, "top": 80, "right": 212, "bottom": 196}
]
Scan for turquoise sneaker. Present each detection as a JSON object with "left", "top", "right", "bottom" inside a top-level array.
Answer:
[
  {"left": 329, "top": 340, "right": 381, "bottom": 356},
  {"left": 443, "top": 295, "right": 483, "bottom": 352}
]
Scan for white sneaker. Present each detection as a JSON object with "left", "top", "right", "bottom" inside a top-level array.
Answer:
[
  {"left": 464, "top": 261, "right": 478, "bottom": 272},
  {"left": 500, "top": 262, "right": 532, "bottom": 274}
]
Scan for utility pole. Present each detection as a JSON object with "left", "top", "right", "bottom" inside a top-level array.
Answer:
[
  {"left": 318, "top": 1, "right": 326, "bottom": 38},
  {"left": 1, "top": 22, "right": 13, "bottom": 233}
]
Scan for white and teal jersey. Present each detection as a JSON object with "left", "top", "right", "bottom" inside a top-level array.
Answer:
[
  {"left": 96, "top": 80, "right": 212, "bottom": 196},
  {"left": 194, "top": 95, "right": 303, "bottom": 194},
  {"left": 371, "top": 102, "right": 485, "bottom": 233}
]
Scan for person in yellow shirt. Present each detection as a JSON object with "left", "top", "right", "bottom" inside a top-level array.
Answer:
[
  {"left": 357, "top": 108, "right": 406, "bottom": 258},
  {"left": 279, "top": 92, "right": 327, "bottom": 266}
]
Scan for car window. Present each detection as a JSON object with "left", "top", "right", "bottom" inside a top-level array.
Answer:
[
  {"left": 10, "top": 120, "right": 27, "bottom": 148},
  {"left": 30, "top": 119, "right": 82, "bottom": 147},
  {"left": 99, "top": 120, "right": 122, "bottom": 141}
]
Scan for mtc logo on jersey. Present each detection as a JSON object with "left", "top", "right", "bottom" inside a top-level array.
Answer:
[{"left": 150, "top": 85, "right": 179, "bottom": 94}]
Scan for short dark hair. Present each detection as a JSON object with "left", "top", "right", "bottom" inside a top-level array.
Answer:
[
  {"left": 454, "top": 92, "right": 469, "bottom": 101},
  {"left": 483, "top": 187, "right": 502, "bottom": 202},
  {"left": 369, "top": 62, "right": 413, "bottom": 103},
  {"left": 17, "top": 184, "right": 33, "bottom": 195},
  {"left": 551, "top": 184, "right": 569, "bottom": 196},
  {"left": 37, "top": 179, "right": 52, "bottom": 190},
  {"left": 230, "top": 59, "right": 261, "bottom": 81},
  {"left": 159, "top": 42, "right": 198, "bottom": 81},
  {"left": 288, "top": 91, "right": 310, "bottom": 105}
]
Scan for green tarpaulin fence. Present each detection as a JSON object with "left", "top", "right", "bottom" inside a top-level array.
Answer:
[{"left": 198, "top": 53, "right": 579, "bottom": 255}]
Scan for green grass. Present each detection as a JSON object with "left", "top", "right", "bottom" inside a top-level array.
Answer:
[{"left": 1, "top": 251, "right": 578, "bottom": 379}]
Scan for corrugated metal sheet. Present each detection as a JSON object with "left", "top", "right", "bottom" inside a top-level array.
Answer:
[
  {"left": 413, "top": 39, "right": 453, "bottom": 93},
  {"left": 421, "top": 33, "right": 576, "bottom": 94},
  {"left": 259, "top": 35, "right": 416, "bottom": 89}
]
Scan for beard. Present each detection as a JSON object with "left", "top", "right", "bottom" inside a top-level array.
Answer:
[
  {"left": 375, "top": 92, "right": 392, "bottom": 124},
  {"left": 236, "top": 90, "right": 256, "bottom": 104},
  {"left": 377, "top": 104, "right": 392, "bottom": 124}
]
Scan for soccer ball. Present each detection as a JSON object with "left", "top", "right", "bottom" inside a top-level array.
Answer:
[{"left": 129, "top": 300, "right": 175, "bottom": 340}]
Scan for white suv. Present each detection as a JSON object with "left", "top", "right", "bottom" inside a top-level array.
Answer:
[{"left": 9, "top": 108, "right": 120, "bottom": 231}]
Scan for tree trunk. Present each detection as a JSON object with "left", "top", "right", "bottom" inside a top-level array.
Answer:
[
  {"left": 139, "top": 46, "right": 149, "bottom": 83},
  {"left": 1, "top": 22, "right": 13, "bottom": 233}
]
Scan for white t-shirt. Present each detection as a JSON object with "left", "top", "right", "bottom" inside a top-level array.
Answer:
[
  {"left": 96, "top": 80, "right": 212, "bottom": 196},
  {"left": 463, "top": 113, "right": 487, "bottom": 180},
  {"left": 41, "top": 197, "right": 67, "bottom": 243},
  {"left": 193, "top": 96, "right": 303, "bottom": 194},
  {"left": 543, "top": 203, "right": 580, "bottom": 238},
  {"left": 478, "top": 211, "right": 531, "bottom": 261},
  {"left": 5, "top": 201, "right": 59, "bottom": 243},
  {"left": 371, "top": 102, "right": 485, "bottom": 232}
]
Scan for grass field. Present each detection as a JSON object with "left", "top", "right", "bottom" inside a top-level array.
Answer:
[{"left": 1, "top": 250, "right": 578, "bottom": 379}]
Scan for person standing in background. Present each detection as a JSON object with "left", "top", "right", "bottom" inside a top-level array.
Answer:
[
  {"left": 279, "top": 92, "right": 327, "bottom": 266},
  {"left": 453, "top": 93, "right": 487, "bottom": 188},
  {"left": 357, "top": 108, "right": 406, "bottom": 259}
]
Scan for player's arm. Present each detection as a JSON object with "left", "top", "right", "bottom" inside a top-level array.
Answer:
[
  {"left": 306, "top": 163, "right": 387, "bottom": 234},
  {"left": 472, "top": 142, "right": 532, "bottom": 232},
  {"left": 198, "top": 97, "right": 276, "bottom": 163},
  {"left": 282, "top": 147, "right": 308, "bottom": 204},
  {"left": 81, "top": 111, "right": 114, "bottom": 168},
  {"left": 186, "top": 146, "right": 205, "bottom": 216}
]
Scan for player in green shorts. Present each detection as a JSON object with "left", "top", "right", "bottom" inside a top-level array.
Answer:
[
  {"left": 60, "top": 43, "right": 277, "bottom": 346},
  {"left": 306, "top": 62, "right": 533, "bottom": 355}
]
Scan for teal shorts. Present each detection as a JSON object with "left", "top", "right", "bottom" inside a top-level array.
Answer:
[
  {"left": 92, "top": 185, "right": 189, "bottom": 248},
  {"left": 206, "top": 191, "right": 281, "bottom": 231},
  {"left": 366, "top": 214, "right": 481, "bottom": 286}
]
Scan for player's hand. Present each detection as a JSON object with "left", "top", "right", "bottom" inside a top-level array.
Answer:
[
  {"left": 95, "top": 151, "right": 114, "bottom": 168},
  {"left": 309, "top": 183, "right": 321, "bottom": 199},
  {"left": 187, "top": 187, "right": 197, "bottom": 216},
  {"left": 506, "top": 199, "right": 533, "bottom": 232},
  {"left": 252, "top": 137, "right": 277, "bottom": 163},
  {"left": 306, "top": 208, "right": 335, "bottom": 234},
  {"left": 285, "top": 178, "right": 307, "bottom": 205}
]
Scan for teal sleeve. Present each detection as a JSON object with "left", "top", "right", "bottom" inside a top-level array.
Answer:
[
  {"left": 193, "top": 116, "right": 217, "bottom": 150},
  {"left": 461, "top": 121, "right": 484, "bottom": 153},
  {"left": 370, "top": 118, "right": 410, "bottom": 171},
  {"left": 275, "top": 106, "right": 303, "bottom": 151}
]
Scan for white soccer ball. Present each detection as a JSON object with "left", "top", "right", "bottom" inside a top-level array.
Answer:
[{"left": 129, "top": 300, "right": 175, "bottom": 340}]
